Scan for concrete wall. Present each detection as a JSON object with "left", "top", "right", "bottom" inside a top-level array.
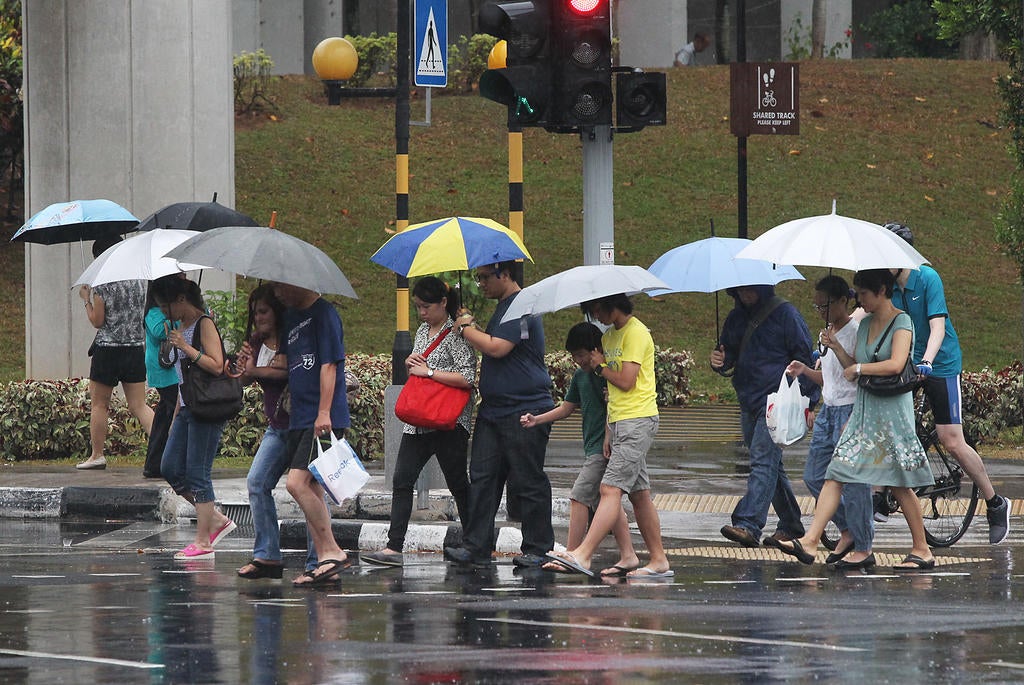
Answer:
[
  {"left": 617, "top": 0, "right": 686, "bottom": 69},
  {"left": 23, "top": 1, "right": 236, "bottom": 380}
]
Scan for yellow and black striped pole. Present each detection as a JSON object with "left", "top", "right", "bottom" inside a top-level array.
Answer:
[
  {"left": 393, "top": 0, "right": 412, "bottom": 384},
  {"left": 508, "top": 119, "right": 525, "bottom": 286}
]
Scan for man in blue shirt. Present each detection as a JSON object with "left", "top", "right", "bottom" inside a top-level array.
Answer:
[
  {"left": 886, "top": 223, "right": 1010, "bottom": 544},
  {"left": 444, "top": 261, "right": 555, "bottom": 568}
]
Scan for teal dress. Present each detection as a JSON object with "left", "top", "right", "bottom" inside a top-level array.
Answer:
[{"left": 827, "top": 311, "right": 933, "bottom": 488}]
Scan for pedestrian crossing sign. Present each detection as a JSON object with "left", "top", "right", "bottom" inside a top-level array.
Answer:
[{"left": 415, "top": 0, "right": 447, "bottom": 87}]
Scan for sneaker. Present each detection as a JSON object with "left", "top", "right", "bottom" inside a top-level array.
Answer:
[
  {"left": 872, "top": 492, "right": 889, "bottom": 523},
  {"left": 443, "top": 546, "right": 490, "bottom": 567},
  {"left": 362, "top": 550, "right": 404, "bottom": 567},
  {"left": 986, "top": 496, "right": 1011, "bottom": 545},
  {"left": 511, "top": 553, "right": 548, "bottom": 568}
]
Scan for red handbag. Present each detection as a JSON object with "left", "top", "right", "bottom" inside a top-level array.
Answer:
[{"left": 394, "top": 328, "right": 472, "bottom": 431}]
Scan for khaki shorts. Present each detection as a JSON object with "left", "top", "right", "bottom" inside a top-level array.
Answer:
[
  {"left": 602, "top": 416, "right": 659, "bottom": 494},
  {"left": 569, "top": 453, "right": 608, "bottom": 510}
]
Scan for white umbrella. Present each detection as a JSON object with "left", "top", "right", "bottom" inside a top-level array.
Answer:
[
  {"left": 165, "top": 226, "right": 358, "bottom": 298},
  {"left": 734, "top": 201, "right": 930, "bottom": 271},
  {"left": 73, "top": 229, "right": 209, "bottom": 287},
  {"left": 500, "top": 265, "right": 670, "bottom": 323}
]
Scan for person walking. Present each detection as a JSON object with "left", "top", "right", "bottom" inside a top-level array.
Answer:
[
  {"left": 885, "top": 222, "right": 1010, "bottom": 544},
  {"left": 443, "top": 261, "right": 555, "bottom": 568},
  {"left": 711, "top": 284, "right": 820, "bottom": 547},
  {"left": 150, "top": 275, "right": 236, "bottom": 560},
  {"left": 776, "top": 269, "right": 935, "bottom": 571},
  {"left": 546, "top": 295, "right": 670, "bottom": 578},
  {"left": 778, "top": 275, "right": 874, "bottom": 569},
  {"left": 76, "top": 236, "right": 154, "bottom": 470},
  {"left": 142, "top": 287, "right": 179, "bottom": 478},
  {"left": 363, "top": 277, "right": 476, "bottom": 567}
]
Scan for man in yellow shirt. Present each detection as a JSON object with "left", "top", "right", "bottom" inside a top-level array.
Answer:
[{"left": 547, "top": 294, "right": 672, "bottom": 578}]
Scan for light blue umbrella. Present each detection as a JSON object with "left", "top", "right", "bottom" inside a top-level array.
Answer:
[
  {"left": 11, "top": 199, "right": 139, "bottom": 245},
  {"left": 647, "top": 236, "right": 803, "bottom": 343}
]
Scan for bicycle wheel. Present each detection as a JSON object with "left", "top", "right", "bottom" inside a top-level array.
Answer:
[{"left": 918, "top": 435, "right": 979, "bottom": 547}]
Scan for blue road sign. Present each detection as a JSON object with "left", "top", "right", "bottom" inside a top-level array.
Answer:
[{"left": 414, "top": 0, "right": 447, "bottom": 87}]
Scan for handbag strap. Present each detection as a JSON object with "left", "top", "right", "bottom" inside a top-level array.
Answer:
[
  {"left": 421, "top": 326, "right": 451, "bottom": 358},
  {"left": 185, "top": 315, "right": 226, "bottom": 372},
  {"left": 868, "top": 314, "right": 900, "bottom": 361}
]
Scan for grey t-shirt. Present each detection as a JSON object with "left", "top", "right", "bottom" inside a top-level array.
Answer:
[{"left": 92, "top": 280, "right": 146, "bottom": 346}]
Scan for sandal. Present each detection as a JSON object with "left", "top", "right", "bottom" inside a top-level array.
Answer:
[
  {"left": 293, "top": 558, "right": 347, "bottom": 587},
  {"left": 893, "top": 553, "right": 935, "bottom": 572},
  {"left": 237, "top": 559, "right": 284, "bottom": 579}
]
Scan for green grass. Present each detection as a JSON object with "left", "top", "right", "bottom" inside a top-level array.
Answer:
[{"left": 3, "top": 59, "right": 1021, "bottom": 400}]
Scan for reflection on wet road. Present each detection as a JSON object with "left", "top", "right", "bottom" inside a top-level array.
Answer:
[{"left": 1, "top": 518, "right": 1024, "bottom": 683}]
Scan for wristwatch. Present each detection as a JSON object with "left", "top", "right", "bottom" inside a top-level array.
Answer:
[
  {"left": 426, "top": 367, "right": 435, "bottom": 378},
  {"left": 595, "top": 363, "right": 607, "bottom": 375}
]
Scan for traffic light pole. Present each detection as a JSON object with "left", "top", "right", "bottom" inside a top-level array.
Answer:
[{"left": 582, "top": 125, "right": 614, "bottom": 266}]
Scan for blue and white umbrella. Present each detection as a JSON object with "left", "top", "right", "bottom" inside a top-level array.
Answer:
[
  {"left": 11, "top": 199, "right": 139, "bottom": 245},
  {"left": 647, "top": 237, "right": 804, "bottom": 295}
]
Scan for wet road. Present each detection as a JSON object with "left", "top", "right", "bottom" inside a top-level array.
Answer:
[{"left": 1, "top": 517, "right": 1023, "bottom": 684}]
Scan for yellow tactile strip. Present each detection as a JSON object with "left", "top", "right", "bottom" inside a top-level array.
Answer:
[
  {"left": 549, "top": 405, "right": 742, "bottom": 442},
  {"left": 664, "top": 546, "right": 990, "bottom": 567},
  {"left": 652, "top": 494, "right": 1023, "bottom": 516}
]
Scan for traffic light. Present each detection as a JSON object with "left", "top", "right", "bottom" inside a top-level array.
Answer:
[
  {"left": 479, "top": 1, "right": 551, "bottom": 127},
  {"left": 548, "top": 0, "right": 613, "bottom": 133},
  {"left": 616, "top": 71, "right": 667, "bottom": 130}
]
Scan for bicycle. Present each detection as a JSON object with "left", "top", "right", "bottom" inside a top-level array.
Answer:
[{"left": 819, "top": 385, "right": 979, "bottom": 549}]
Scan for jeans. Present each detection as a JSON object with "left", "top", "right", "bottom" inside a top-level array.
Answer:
[
  {"left": 389, "top": 427, "right": 470, "bottom": 551},
  {"left": 463, "top": 412, "right": 554, "bottom": 558},
  {"left": 732, "top": 408, "right": 805, "bottom": 540},
  {"left": 144, "top": 384, "right": 178, "bottom": 475},
  {"left": 803, "top": 404, "right": 874, "bottom": 551},
  {"left": 247, "top": 426, "right": 318, "bottom": 569},
  {"left": 161, "top": 407, "right": 224, "bottom": 504}
]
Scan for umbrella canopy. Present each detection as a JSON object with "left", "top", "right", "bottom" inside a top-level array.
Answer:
[
  {"left": 11, "top": 199, "right": 139, "bottom": 245},
  {"left": 136, "top": 200, "right": 259, "bottom": 232},
  {"left": 370, "top": 216, "right": 532, "bottom": 277},
  {"left": 734, "top": 201, "right": 930, "bottom": 271},
  {"left": 164, "top": 226, "right": 357, "bottom": 298},
  {"left": 500, "top": 265, "right": 670, "bottom": 323},
  {"left": 73, "top": 229, "right": 210, "bottom": 288},
  {"left": 647, "top": 237, "right": 804, "bottom": 294}
]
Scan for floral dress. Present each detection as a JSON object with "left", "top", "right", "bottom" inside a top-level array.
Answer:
[{"left": 826, "top": 311, "right": 933, "bottom": 488}]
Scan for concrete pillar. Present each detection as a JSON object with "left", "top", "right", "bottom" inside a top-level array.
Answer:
[
  {"left": 22, "top": 0, "right": 236, "bottom": 380},
  {"left": 617, "top": 0, "right": 685, "bottom": 69}
]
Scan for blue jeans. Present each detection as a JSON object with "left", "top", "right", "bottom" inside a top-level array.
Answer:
[
  {"left": 803, "top": 404, "right": 874, "bottom": 551},
  {"left": 732, "top": 408, "right": 805, "bottom": 540},
  {"left": 161, "top": 407, "right": 224, "bottom": 504},
  {"left": 247, "top": 427, "right": 318, "bottom": 569},
  {"left": 463, "top": 411, "right": 554, "bottom": 558}
]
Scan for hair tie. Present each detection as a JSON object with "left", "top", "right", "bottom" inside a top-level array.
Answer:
[
  {"left": 848, "top": 288, "right": 855, "bottom": 299},
  {"left": 442, "top": 281, "right": 450, "bottom": 292}
]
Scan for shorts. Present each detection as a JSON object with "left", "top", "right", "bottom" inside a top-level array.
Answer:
[
  {"left": 287, "top": 427, "right": 344, "bottom": 470},
  {"left": 569, "top": 454, "right": 608, "bottom": 510},
  {"left": 89, "top": 345, "right": 146, "bottom": 386},
  {"left": 601, "top": 415, "right": 658, "bottom": 494},
  {"left": 921, "top": 374, "right": 962, "bottom": 425}
]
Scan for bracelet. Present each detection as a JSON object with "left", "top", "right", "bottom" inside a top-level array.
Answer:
[
  {"left": 193, "top": 350, "right": 203, "bottom": 364},
  {"left": 855, "top": 363, "right": 862, "bottom": 376}
]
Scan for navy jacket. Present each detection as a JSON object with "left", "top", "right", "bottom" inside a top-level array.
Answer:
[{"left": 714, "top": 285, "right": 820, "bottom": 415}]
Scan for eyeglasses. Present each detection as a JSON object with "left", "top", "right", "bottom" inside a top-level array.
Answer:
[{"left": 474, "top": 271, "right": 497, "bottom": 284}]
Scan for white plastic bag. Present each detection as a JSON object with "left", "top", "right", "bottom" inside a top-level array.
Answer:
[
  {"left": 765, "top": 372, "right": 809, "bottom": 446},
  {"left": 308, "top": 432, "right": 370, "bottom": 505}
]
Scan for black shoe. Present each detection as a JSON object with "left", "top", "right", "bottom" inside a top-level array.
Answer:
[
  {"left": 444, "top": 546, "right": 490, "bottom": 567},
  {"left": 832, "top": 553, "right": 876, "bottom": 571},
  {"left": 720, "top": 525, "right": 760, "bottom": 548},
  {"left": 986, "top": 496, "right": 1011, "bottom": 545},
  {"left": 512, "top": 553, "right": 547, "bottom": 568},
  {"left": 142, "top": 471, "right": 161, "bottom": 479},
  {"left": 825, "top": 542, "right": 854, "bottom": 565}
]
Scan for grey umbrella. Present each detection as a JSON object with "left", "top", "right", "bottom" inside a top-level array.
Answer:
[{"left": 164, "top": 226, "right": 358, "bottom": 298}]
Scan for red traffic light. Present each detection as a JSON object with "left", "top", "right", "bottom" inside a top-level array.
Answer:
[{"left": 566, "top": 0, "right": 603, "bottom": 15}]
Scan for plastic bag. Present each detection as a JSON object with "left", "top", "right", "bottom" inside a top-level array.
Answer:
[
  {"left": 765, "top": 372, "right": 809, "bottom": 446},
  {"left": 308, "top": 432, "right": 370, "bottom": 505}
]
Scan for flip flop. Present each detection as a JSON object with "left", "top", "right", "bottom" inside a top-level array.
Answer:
[
  {"left": 893, "top": 553, "right": 935, "bottom": 572},
  {"left": 542, "top": 561, "right": 577, "bottom": 573},
  {"left": 237, "top": 559, "right": 284, "bottom": 579},
  {"left": 209, "top": 519, "right": 237, "bottom": 547},
  {"left": 294, "top": 558, "right": 347, "bottom": 587},
  {"left": 625, "top": 567, "right": 674, "bottom": 579},
  {"left": 174, "top": 544, "right": 214, "bottom": 560},
  {"left": 599, "top": 564, "right": 641, "bottom": 577},
  {"left": 776, "top": 539, "right": 816, "bottom": 565},
  {"left": 544, "top": 551, "right": 595, "bottom": 577}
]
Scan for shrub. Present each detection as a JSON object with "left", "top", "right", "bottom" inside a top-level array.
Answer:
[
  {"left": 447, "top": 34, "right": 498, "bottom": 93},
  {"left": 344, "top": 33, "right": 398, "bottom": 88},
  {"left": 203, "top": 289, "right": 250, "bottom": 355},
  {"left": 233, "top": 49, "right": 277, "bottom": 115},
  {"left": 961, "top": 362, "right": 1024, "bottom": 444},
  {"left": 859, "top": 0, "right": 958, "bottom": 59}
]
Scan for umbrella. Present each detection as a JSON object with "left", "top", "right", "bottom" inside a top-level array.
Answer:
[
  {"left": 11, "top": 199, "right": 138, "bottom": 245},
  {"left": 647, "top": 236, "right": 804, "bottom": 344},
  {"left": 72, "top": 229, "right": 211, "bottom": 288},
  {"left": 499, "top": 265, "right": 670, "bottom": 323},
  {"left": 734, "top": 201, "right": 930, "bottom": 271},
  {"left": 136, "top": 195, "right": 259, "bottom": 232},
  {"left": 370, "top": 216, "right": 532, "bottom": 277},
  {"left": 164, "top": 226, "right": 358, "bottom": 298}
]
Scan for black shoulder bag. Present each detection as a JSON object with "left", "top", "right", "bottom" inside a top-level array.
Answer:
[
  {"left": 181, "top": 316, "right": 244, "bottom": 422},
  {"left": 857, "top": 315, "right": 919, "bottom": 397}
]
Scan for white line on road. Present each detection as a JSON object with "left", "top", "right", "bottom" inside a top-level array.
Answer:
[
  {"left": 481, "top": 618, "right": 867, "bottom": 653},
  {"left": 0, "top": 648, "right": 163, "bottom": 669}
]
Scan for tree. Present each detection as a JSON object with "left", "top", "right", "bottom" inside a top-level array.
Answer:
[
  {"left": 0, "top": 0, "right": 21, "bottom": 220},
  {"left": 811, "top": 0, "right": 825, "bottom": 59}
]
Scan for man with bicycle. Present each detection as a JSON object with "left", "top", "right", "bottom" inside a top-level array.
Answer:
[{"left": 886, "top": 223, "right": 1011, "bottom": 544}]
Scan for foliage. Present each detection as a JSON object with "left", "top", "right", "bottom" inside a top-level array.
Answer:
[
  {"left": 859, "top": 1, "right": 957, "bottom": 58},
  {"left": 961, "top": 362, "right": 1024, "bottom": 444},
  {"left": 344, "top": 33, "right": 399, "bottom": 88},
  {"left": 784, "top": 12, "right": 850, "bottom": 60},
  {"left": 203, "top": 289, "right": 250, "bottom": 355},
  {"left": 447, "top": 33, "right": 498, "bottom": 93},
  {"left": 0, "top": 0, "right": 21, "bottom": 216},
  {"left": 233, "top": 49, "right": 277, "bottom": 115}
]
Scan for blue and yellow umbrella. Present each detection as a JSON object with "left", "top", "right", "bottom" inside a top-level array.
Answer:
[{"left": 370, "top": 216, "right": 532, "bottom": 277}]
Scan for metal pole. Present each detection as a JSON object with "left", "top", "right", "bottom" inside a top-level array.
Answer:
[
  {"left": 582, "top": 125, "right": 615, "bottom": 265},
  {"left": 394, "top": 0, "right": 412, "bottom": 384},
  {"left": 508, "top": 118, "right": 525, "bottom": 286},
  {"left": 736, "top": 0, "right": 748, "bottom": 239}
]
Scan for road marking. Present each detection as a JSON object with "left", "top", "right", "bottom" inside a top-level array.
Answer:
[
  {"left": 89, "top": 573, "right": 142, "bottom": 577},
  {"left": 983, "top": 661, "right": 1024, "bottom": 670},
  {"left": 0, "top": 648, "right": 163, "bottom": 670},
  {"left": 11, "top": 575, "right": 65, "bottom": 579},
  {"left": 481, "top": 618, "right": 866, "bottom": 652}
]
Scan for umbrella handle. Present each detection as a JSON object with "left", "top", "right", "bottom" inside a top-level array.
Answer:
[{"left": 269, "top": 211, "right": 277, "bottom": 228}]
